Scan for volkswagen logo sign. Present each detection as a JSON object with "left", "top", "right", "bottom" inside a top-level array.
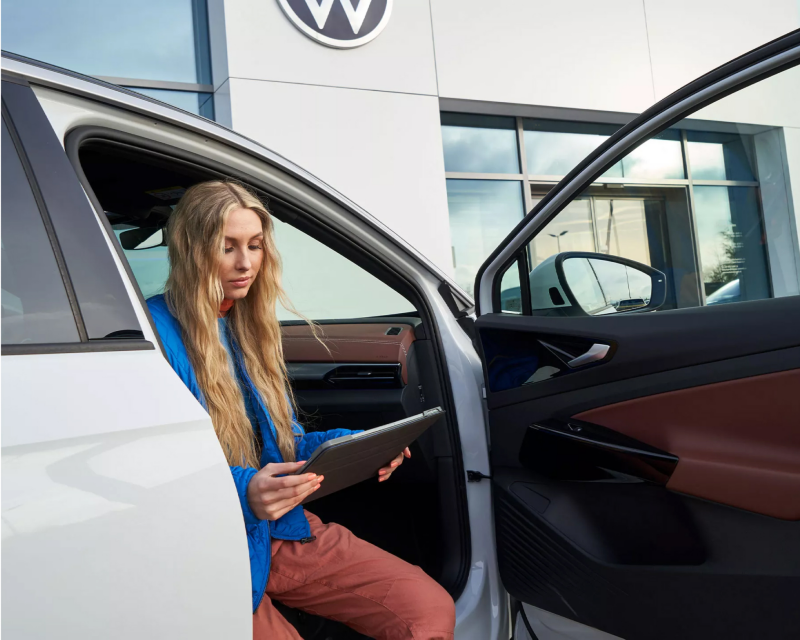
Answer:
[{"left": 277, "top": 0, "right": 392, "bottom": 49}]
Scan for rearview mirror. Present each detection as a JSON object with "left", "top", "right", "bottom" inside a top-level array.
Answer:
[
  {"left": 529, "top": 252, "right": 666, "bottom": 316},
  {"left": 120, "top": 227, "right": 164, "bottom": 250}
]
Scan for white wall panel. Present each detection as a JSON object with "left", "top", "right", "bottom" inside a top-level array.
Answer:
[
  {"left": 430, "top": 0, "right": 654, "bottom": 113},
  {"left": 223, "top": 0, "right": 437, "bottom": 96},
  {"left": 686, "top": 63, "right": 800, "bottom": 129},
  {"left": 645, "top": 0, "right": 799, "bottom": 100},
  {"left": 228, "top": 78, "right": 453, "bottom": 274}
]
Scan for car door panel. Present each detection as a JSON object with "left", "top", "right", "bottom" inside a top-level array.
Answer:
[
  {"left": 481, "top": 312, "right": 800, "bottom": 640},
  {"left": 489, "top": 358, "right": 800, "bottom": 640},
  {"left": 472, "top": 32, "right": 800, "bottom": 640},
  {"left": 1, "top": 351, "right": 253, "bottom": 639}
]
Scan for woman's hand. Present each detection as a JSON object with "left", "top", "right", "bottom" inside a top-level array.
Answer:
[
  {"left": 378, "top": 447, "right": 411, "bottom": 483},
  {"left": 246, "top": 461, "right": 322, "bottom": 520}
]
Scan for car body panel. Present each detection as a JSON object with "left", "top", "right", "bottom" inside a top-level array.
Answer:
[{"left": 1, "top": 350, "right": 253, "bottom": 639}]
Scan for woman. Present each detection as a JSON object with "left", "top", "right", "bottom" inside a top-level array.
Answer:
[{"left": 146, "top": 181, "right": 455, "bottom": 639}]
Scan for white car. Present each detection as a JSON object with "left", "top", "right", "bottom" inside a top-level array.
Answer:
[{"left": 3, "top": 30, "right": 800, "bottom": 640}]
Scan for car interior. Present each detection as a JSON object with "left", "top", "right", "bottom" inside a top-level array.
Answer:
[{"left": 70, "top": 131, "right": 469, "bottom": 639}]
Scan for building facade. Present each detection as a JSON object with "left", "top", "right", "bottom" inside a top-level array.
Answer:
[{"left": 5, "top": 0, "right": 800, "bottom": 305}]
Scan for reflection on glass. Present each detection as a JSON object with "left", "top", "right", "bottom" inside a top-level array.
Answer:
[
  {"left": 525, "top": 130, "right": 615, "bottom": 176},
  {"left": 621, "top": 138, "right": 684, "bottom": 179},
  {"left": 2, "top": 122, "right": 80, "bottom": 344},
  {"left": 594, "top": 199, "right": 651, "bottom": 265},
  {"left": 563, "top": 257, "right": 652, "bottom": 315},
  {"left": 2, "top": 0, "right": 211, "bottom": 84},
  {"left": 446, "top": 180, "right": 524, "bottom": 295},
  {"left": 531, "top": 199, "right": 595, "bottom": 267},
  {"left": 525, "top": 124, "right": 684, "bottom": 180},
  {"left": 687, "top": 132, "right": 755, "bottom": 181},
  {"left": 441, "top": 114, "right": 519, "bottom": 174},
  {"left": 693, "top": 186, "right": 769, "bottom": 303},
  {"left": 687, "top": 142, "right": 726, "bottom": 180},
  {"left": 562, "top": 258, "right": 607, "bottom": 314},
  {"left": 126, "top": 88, "right": 215, "bottom": 119}
]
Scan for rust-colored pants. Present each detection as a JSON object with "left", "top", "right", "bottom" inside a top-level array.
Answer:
[{"left": 253, "top": 511, "right": 455, "bottom": 639}]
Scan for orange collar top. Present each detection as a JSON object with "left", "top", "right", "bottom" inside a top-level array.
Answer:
[{"left": 219, "top": 298, "right": 234, "bottom": 318}]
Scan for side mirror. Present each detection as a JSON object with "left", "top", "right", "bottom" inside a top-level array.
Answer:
[{"left": 529, "top": 252, "right": 666, "bottom": 316}]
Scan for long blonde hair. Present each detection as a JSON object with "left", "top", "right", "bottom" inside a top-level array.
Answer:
[{"left": 165, "top": 180, "right": 300, "bottom": 467}]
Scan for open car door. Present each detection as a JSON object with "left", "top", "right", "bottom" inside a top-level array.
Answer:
[{"left": 473, "top": 30, "right": 800, "bottom": 640}]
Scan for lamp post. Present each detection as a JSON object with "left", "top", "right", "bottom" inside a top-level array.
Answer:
[{"left": 548, "top": 230, "right": 569, "bottom": 253}]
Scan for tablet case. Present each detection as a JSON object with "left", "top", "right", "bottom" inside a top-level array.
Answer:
[{"left": 295, "top": 407, "right": 445, "bottom": 503}]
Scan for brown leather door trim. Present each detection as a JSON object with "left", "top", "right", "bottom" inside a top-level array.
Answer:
[
  {"left": 282, "top": 323, "right": 415, "bottom": 384},
  {"left": 575, "top": 369, "right": 800, "bottom": 520}
]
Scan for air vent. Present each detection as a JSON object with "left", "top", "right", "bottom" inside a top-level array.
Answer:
[
  {"left": 324, "top": 364, "right": 402, "bottom": 389},
  {"left": 385, "top": 327, "right": 403, "bottom": 336}
]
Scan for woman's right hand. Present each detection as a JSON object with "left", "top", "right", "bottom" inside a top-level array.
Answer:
[{"left": 246, "top": 461, "right": 323, "bottom": 521}]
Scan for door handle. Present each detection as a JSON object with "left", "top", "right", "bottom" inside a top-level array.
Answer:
[{"left": 567, "top": 343, "right": 610, "bottom": 368}]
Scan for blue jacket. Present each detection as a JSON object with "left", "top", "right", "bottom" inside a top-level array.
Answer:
[{"left": 147, "top": 294, "right": 356, "bottom": 611}]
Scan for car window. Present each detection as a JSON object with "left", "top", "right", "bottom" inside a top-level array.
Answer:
[
  {"left": 1, "top": 119, "right": 80, "bottom": 345},
  {"left": 500, "top": 63, "right": 800, "bottom": 316},
  {"left": 110, "top": 206, "right": 412, "bottom": 321},
  {"left": 111, "top": 226, "right": 170, "bottom": 300},
  {"left": 272, "top": 219, "right": 412, "bottom": 321}
]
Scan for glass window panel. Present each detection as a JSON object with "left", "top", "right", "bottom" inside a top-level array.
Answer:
[
  {"left": 594, "top": 199, "right": 651, "bottom": 265},
  {"left": 525, "top": 128, "right": 684, "bottom": 180},
  {"left": 110, "top": 216, "right": 413, "bottom": 319},
  {"left": 530, "top": 199, "right": 595, "bottom": 268},
  {"left": 621, "top": 138, "right": 685, "bottom": 179},
  {"left": 2, "top": 121, "right": 80, "bottom": 344},
  {"left": 446, "top": 179, "right": 524, "bottom": 295},
  {"left": 687, "top": 142, "right": 726, "bottom": 180},
  {"left": 525, "top": 130, "right": 620, "bottom": 177},
  {"left": 126, "top": 88, "right": 214, "bottom": 119},
  {"left": 2, "top": 0, "right": 211, "bottom": 84},
  {"left": 273, "top": 219, "right": 414, "bottom": 320},
  {"left": 112, "top": 227, "right": 170, "bottom": 300},
  {"left": 694, "top": 186, "right": 769, "bottom": 304},
  {"left": 687, "top": 132, "right": 756, "bottom": 181},
  {"left": 441, "top": 114, "right": 519, "bottom": 174}
]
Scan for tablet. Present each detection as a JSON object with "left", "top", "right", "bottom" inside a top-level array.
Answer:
[{"left": 295, "top": 407, "right": 445, "bottom": 503}]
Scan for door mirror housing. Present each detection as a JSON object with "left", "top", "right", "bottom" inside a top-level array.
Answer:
[{"left": 529, "top": 252, "right": 666, "bottom": 316}]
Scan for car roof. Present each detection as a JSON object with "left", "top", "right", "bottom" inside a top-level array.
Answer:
[{"left": 1, "top": 51, "right": 474, "bottom": 309}]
